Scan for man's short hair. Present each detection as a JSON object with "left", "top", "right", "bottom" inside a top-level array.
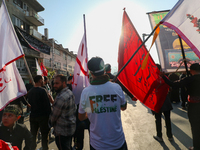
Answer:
[
  {"left": 68, "top": 76, "right": 73, "bottom": 81},
  {"left": 190, "top": 63, "right": 200, "bottom": 71},
  {"left": 55, "top": 74, "right": 67, "bottom": 83},
  {"left": 34, "top": 75, "right": 43, "bottom": 83},
  {"left": 88, "top": 57, "right": 104, "bottom": 76},
  {"left": 44, "top": 76, "right": 48, "bottom": 81},
  {"left": 4, "top": 104, "right": 21, "bottom": 116},
  {"left": 105, "top": 64, "right": 111, "bottom": 72}
]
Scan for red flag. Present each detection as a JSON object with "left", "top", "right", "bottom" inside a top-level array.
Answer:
[
  {"left": 118, "top": 10, "right": 169, "bottom": 112},
  {"left": 40, "top": 62, "right": 48, "bottom": 76}
]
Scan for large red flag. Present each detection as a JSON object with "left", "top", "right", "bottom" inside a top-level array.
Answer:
[{"left": 118, "top": 10, "right": 169, "bottom": 112}]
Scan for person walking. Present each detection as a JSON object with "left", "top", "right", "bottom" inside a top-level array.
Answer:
[
  {"left": 50, "top": 74, "right": 76, "bottom": 150},
  {"left": 27, "top": 75, "right": 52, "bottom": 150},
  {"left": 160, "top": 63, "right": 200, "bottom": 150},
  {"left": 79, "top": 57, "right": 128, "bottom": 150}
]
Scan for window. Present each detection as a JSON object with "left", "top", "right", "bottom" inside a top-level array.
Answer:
[
  {"left": 54, "top": 49, "right": 60, "bottom": 56},
  {"left": 55, "top": 62, "right": 61, "bottom": 69},
  {"left": 44, "top": 59, "right": 51, "bottom": 67},
  {"left": 12, "top": 15, "right": 29, "bottom": 31},
  {"left": 63, "top": 53, "right": 67, "bottom": 60},
  {"left": 72, "top": 58, "right": 76, "bottom": 62},
  {"left": 68, "top": 65, "right": 72, "bottom": 71},
  {"left": 67, "top": 55, "right": 71, "bottom": 61},
  {"left": 13, "top": 0, "right": 23, "bottom": 9},
  {"left": 63, "top": 64, "right": 67, "bottom": 70}
]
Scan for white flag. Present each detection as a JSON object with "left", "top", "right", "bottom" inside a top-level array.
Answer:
[
  {"left": 72, "top": 32, "right": 90, "bottom": 105},
  {"left": 160, "top": 0, "right": 200, "bottom": 58},
  {"left": 0, "top": 62, "right": 27, "bottom": 110},
  {"left": 0, "top": 0, "right": 24, "bottom": 72},
  {"left": 36, "top": 58, "right": 42, "bottom": 75}
]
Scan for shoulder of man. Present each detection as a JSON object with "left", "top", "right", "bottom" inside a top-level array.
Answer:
[{"left": 58, "top": 87, "right": 74, "bottom": 100}]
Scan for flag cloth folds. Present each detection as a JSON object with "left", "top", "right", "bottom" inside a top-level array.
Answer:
[
  {"left": 35, "top": 58, "right": 42, "bottom": 75},
  {"left": 40, "top": 62, "right": 48, "bottom": 76},
  {"left": 0, "top": 62, "right": 27, "bottom": 110},
  {"left": 0, "top": 0, "right": 24, "bottom": 73},
  {"left": 160, "top": 0, "right": 200, "bottom": 58},
  {"left": 72, "top": 32, "right": 90, "bottom": 105},
  {"left": 118, "top": 10, "right": 169, "bottom": 112}
]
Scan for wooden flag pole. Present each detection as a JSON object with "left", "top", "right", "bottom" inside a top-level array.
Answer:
[
  {"left": 23, "top": 56, "right": 35, "bottom": 86},
  {"left": 178, "top": 36, "right": 190, "bottom": 76},
  {"left": 113, "top": 24, "right": 160, "bottom": 82}
]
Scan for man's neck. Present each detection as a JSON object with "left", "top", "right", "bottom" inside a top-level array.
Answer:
[{"left": 34, "top": 83, "right": 41, "bottom": 87}]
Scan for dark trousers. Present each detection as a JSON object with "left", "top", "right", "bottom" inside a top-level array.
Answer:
[
  {"left": 73, "top": 104, "right": 90, "bottom": 150},
  {"left": 55, "top": 135, "right": 72, "bottom": 150},
  {"left": 188, "top": 102, "right": 200, "bottom": 150},
  {"left": 30, "top": 116, "right": 50, "bottom": 150},
  {"left": 154, "top": 111, "right": 172, "bottom": 138},
  {"left": 90, "top": 141, "right": 128, "bottom": 150}
]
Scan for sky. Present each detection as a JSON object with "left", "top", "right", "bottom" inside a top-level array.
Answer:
[{"left": 38, "top": 0, "right": 178, "bottom": 73}]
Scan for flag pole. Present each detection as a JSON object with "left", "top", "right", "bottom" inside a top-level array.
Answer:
[
  {"left": 23, "top": 56, "right": 35, "bottom": 85},
  {"left": 113, "top": 24, "right": 160, "bottom": 82},
  {"left": 83, "top": 14, "right": 88, "bottom": 55},
  {"left": 178, "top": 36, "right": 190, "bottom": 76}
]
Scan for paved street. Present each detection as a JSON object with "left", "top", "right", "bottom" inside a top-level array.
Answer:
[{"left": 24, "top": 94, "right": 192, "bottom": 150}]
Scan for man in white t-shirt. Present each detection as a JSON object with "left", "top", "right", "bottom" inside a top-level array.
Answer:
[{"left": 78, "top": 57, "right": 128, "bottom": 150}]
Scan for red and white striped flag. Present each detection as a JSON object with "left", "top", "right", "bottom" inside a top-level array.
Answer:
[
  {"left": 0, "top": 0, "right": 24, "bottom": 73},
  {"left": 72, "top": 32, "right": 90, "bottom": 105},
  {"left": 160, "top": 0, "right": 200, "bottom": 58}
]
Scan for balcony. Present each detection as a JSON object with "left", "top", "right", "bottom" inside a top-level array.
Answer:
[
  {"left": 27, "top": 0, "right": 44, "bottom": 12},
  {"left": 25, "top": 10, "right": 44, "bottom": 26}
]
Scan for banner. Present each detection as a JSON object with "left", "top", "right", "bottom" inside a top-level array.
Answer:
[
  {"left": 161, "top": 0, "right": 200, "bottom": 61},
  {"left": 0, "top": 0, "right": 24, "bottom": 72},
  {"left": 118, "top": 10, "right": 169, "bottom": 112},
  {"left": 72, "top": 32, "right": 90, "bottom": 105},
  {"left": 0, "top": 63, "right": 27, "bottom": 110},
  {"left": 148, "top": 10, "right": 200, "bottom": 72},
  {"left": 15, "top": 26, "right": 51, "bottom": 55}
]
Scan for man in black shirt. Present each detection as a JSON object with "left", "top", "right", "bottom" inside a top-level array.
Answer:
[{"left": 27, "top": 75, "right": 52, "bottom": 150}]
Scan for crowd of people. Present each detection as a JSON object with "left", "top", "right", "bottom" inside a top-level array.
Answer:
[{"left": 0, "top": 56, "right": 199, "bottom": 150}]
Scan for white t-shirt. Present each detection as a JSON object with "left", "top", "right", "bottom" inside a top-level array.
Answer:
[{"left": 79, "top": 81, "right": 127, "bottom": 150}]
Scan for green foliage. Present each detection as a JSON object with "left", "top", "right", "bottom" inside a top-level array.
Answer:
[{"left": 46, "top": 67, "right": 56, "bottom": 80}]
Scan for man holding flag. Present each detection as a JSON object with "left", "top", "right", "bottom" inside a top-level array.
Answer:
[
  {"left": 159, "top": 0, "right": 200, "bottom": 149},
  {"left": 72, "top": 30, "right": 90, "bottom": 149}
]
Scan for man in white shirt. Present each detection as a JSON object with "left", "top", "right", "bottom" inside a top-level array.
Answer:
[{"left": 78, "top": 57, "right": 128, "bottom": 150}]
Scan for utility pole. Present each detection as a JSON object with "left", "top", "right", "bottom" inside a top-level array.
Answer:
[{"left": 51, "top": 38, "right": 54, "bottom": 71}]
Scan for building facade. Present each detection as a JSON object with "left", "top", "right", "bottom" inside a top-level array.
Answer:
[{"left": 2, "top": 0, "right": 76, "bottom": 84}]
